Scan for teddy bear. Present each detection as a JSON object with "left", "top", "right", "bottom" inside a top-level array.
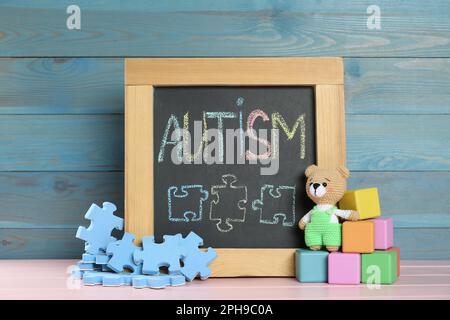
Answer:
[{"left": 298, "top": 165, "right": 359, "bottom": 252}]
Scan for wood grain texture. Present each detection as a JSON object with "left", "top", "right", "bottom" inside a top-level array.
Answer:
[
  {"left": 346, "top": 58, "right": 450, "bottom": 115},
  {"left": 347, "top": 115, "right": 450, "bottom": 171},
  {"left": 1, "top": 1, "right": 449, "bottom": 57},
  {"left": 0, "top": 58, "right": 123, "bottom": 114},
  {"left": 0, "top": 115, "right": 123, "bottom": 171},
  {"left": 1, "top": 260, "right": 450, "bottom": 299},
  {"left": 0, "top": 172, "right": 123, "bottom": 228},
  {"left": 211, "top": 249, "right": 295, "bottom": 277},
  {"left": 0, "top": 229, "right": 83, "bottom": 259},
  {"left": 394, "top": 229, "right": 450, "bottom": 260},
  {"left": 315, "top": 85, "right": 346, "bottom": 167},
  {"left": 1, "top": 228, "right": 449, "bottom": 259},
  {"left": 125, "top": 58, "right": 343, "bottom": 85},
  {"left": 0, "top": 2, "right": 448, "bottom": 261},
  {"left": 0, "top": 115, "right": 447, "bottom": 171},
  {"left": 125, "top": 86, "right": 153, "bottom": 241},
  {"left": 349, "top": 172, "right": 450, "bottom": 228},
  {"left": 1, "top": 58, "right": 449, "bottom": 115},
  {"left": 0, "top": 171, "right": 448, "bottom": 230},
  {"left": 125, "top": 58, "right": 345, "bottom": 276}
]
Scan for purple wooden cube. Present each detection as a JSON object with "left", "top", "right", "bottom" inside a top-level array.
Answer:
[
  {"left": 328, "top": 252, "right": 360, "bottom": 284},
  {"left": 372, "top": 218, "right": 394, "bottom": 250}
]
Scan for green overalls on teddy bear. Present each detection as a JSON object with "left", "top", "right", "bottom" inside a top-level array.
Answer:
[{"left": 305, "top": 206, "right": 342, "bottom": 247}]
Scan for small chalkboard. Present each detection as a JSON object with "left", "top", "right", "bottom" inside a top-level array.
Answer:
[
  {"left": 125, "top": 58, "right": 346, "bottom": 276},
  {"left": 153, "top": 86, "right": 315, "bottom": 248}
]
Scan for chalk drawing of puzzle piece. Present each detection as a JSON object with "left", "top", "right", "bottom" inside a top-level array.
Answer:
[
  {"left": 133, "top": 234, "right": 184, "bottom": 275},
  {"left": 106, "top": 232, "right": 142, "bottom": 274},
  {"left": 76, "top": 202, "right": 124, "bottom": 254},
  {"left": 179, "top": 232, "right": 217, "bottom": 281},
  {"left": 209, "top": 174, "right": 247, "bottom": 232},
  {"left": 132, "top": 274, "right": 186, "bottom": 289},
  {"left": 168, "top": 185, "right": 209, "bottom": 222},
  {"left": 252, "top": 185, "right": 296, "bottom": 227}
]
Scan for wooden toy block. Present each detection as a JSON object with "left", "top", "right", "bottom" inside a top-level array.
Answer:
[
  {"left": 372, "top": 218, "right": 393, "bottom": 249},
  {"left": 386, "top": 247, "right": 401, "bottom": 276},
  {"left": 295, "top": 249, "right": 329, "bottom": 283},
  {"left": 343, "top": 221, "right": 375, "bottom": 253},
  {"left": 361, "top": 251, "right": 397, "bottom": 284},
  {"left": 339, "top": 188, "right": 381, "bottom": 220},
  {"left": 328, "top": 252, "right": 360, "bottom": 284}
]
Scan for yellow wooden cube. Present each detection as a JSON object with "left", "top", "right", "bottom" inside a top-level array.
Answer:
[{"left": 339, "top": 188, "right": 381, "bottom": 220}]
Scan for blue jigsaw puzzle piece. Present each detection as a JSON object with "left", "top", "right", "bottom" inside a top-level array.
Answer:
[
  {"left": 82, "top": 271, "right": 185, "bottom": 289},
  {"left": 71, "top": 269, "right": 84, "bottom": 279},
  {"left": 76, "top": 202, "right": 124, "bottom": 254},
  {"left": 168, "top": 185, "right": 209, "bottom": 222},
  {"left": 79, "top": 253, "right": 108, "bottom": 273},
  {"left": 83, "top": 271, "right": 133, "bottom": 287},
  {"left": 252, "top": 185, "right": 296, "bottom": 227},
  {"left": 77, "top": 261, "right": 101, "bottom": 271},
  {"left": 182, "top": 249, "right": 217, "bottom": 281},
  {"left": 95, "top": 254, "right": 110, "bottom": 265},
  {"left": 133, "top": 234, "right": 183, "bottom": 275},
  {"left": 106, "top": 232, "right": 142, "bottom": 274},
  {"left": 179, "top": 231, "right": 217, "bottom": 281},
  {"left": 167, "top": 274, "right": 186, "bottom": 287},
  {"left": 132, "top": 274, "right": 185, "bottom": 289},
  {"left": 102, "top": 265, "right": 113, "bottom": 272},
  {"left": 81, "top": 253, "right": 96, "bottom": 264},
  {"left": 179, "top": 231, "right": 204, "bottom": 253}
]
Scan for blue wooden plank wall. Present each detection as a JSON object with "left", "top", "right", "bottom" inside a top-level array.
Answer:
[{"left": 0, "top": 0, "right": 449, "bottom": 259}]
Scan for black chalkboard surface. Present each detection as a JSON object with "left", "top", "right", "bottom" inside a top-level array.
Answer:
[{"left": 154, "top": 86, "right": 316, "bottom": 248}]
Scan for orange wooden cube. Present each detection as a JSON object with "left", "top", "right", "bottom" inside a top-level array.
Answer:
[{"left": 343, "top": 221, "right": 375, "bottom": 253}]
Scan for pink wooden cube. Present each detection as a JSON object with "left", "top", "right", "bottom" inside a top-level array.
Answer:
[
  {"left": 372, "top": 218, "right": 394, "bottom": 249},
  {"left": 328, "top": 252, "right": 360, "bottom": 284}
]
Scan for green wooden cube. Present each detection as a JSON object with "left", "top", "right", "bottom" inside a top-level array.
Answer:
[{"left": 361, "top": 251, "right": 397, "bottom": 284}]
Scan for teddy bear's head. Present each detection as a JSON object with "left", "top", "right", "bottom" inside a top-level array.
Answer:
[{"left": 305, "top": 165, "right": 350, "bottom": 205}]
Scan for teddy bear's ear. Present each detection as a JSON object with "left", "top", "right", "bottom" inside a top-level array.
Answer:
[
  {"left": 337, "top": 166, "right": 350, "bottom": 178},
  {"left": 305, "top": 164, "right": 318, "bottom": 177}
]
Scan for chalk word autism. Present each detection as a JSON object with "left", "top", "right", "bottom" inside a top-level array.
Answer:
[{"left": 158, "top": 108, "right": 307, "bottom": 175}]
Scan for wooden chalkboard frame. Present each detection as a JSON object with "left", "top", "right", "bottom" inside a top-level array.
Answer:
[{"left": 125, "top": 58, "right": 345, "bottom": 277}]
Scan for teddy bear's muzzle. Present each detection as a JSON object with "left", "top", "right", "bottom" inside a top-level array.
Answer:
[{"left": 310, "top": 183, "right": 327, "bottom": 198}]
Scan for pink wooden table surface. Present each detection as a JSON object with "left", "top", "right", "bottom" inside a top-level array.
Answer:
[{"left": 0, "top": 260, "right": 449, "bottom": 300}]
